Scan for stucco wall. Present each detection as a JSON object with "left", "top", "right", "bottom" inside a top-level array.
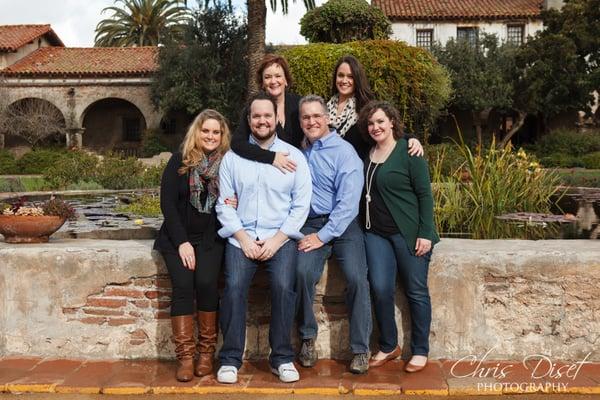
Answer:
[
  {"left": 0, "top": 239, "right": 598, "bottom": 361},
  {"left": 0, "top": 37, "right": 54, "bottom": 69},
  {"left": 391, "top": 20, "right": 544, "bottom": 47}
]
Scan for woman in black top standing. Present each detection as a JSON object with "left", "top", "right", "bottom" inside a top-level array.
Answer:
[
  {"left": 154, "top": 109, "right": 231, "bottom": 382},
  {"left": 230, "top": 53, "right": 303, "bottom": 173}
]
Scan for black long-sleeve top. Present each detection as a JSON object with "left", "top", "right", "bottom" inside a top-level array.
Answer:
[
  {"left": 231, "top": 91, "right": 304, "bottom": 164},
  {"left": 153, "top": 152, "right": 220, "bottom": 254}
]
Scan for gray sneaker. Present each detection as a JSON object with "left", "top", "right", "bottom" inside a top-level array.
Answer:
[
  {"left": 349, "top": 353, "right": 369, "bottom": 374},
  {"left": 298, "top": 338, "right": 317, "bottom": 368}
]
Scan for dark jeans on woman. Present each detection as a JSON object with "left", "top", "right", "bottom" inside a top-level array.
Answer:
[
  {"left": 219, "top": 240, "right": 297, "bottom": 370},
  {"left": 160, "top": 240, "right": 224, "bottom": 316},
  {"left": 365, "top": 231, "right": 432, "bottom": 356}
]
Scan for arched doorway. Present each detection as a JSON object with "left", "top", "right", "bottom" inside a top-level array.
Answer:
[
  {"left": 81, "top": 98, "right": 147, "bottom": 155},
  {"left": 2, "top": 98, "right": 66, "bottom": 148}
]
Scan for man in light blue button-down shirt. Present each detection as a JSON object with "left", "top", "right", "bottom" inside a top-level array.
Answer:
[
  {"left": 294, "top": 95, "right": 372, "bottom": 375},
  {"left": 215, "top": 93, "right": 312, "bottom": 384}
]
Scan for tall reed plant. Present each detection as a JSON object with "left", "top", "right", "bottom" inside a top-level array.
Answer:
[{"left": 431, "top": 138, "right": 563, "bottom": 239}]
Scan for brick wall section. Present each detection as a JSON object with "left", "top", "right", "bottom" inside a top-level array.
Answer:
[{"left": 62, "top": 274, "right": 172, "bottom": 346}]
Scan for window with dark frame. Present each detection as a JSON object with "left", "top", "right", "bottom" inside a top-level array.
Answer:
[
  {"left": 416, "top": 29, "right": 433, "bottom": 49},
  {"left": 457, "top": 27, "right": 478, "bottom": 47},
  {"left": 507, "top": 25, "right": 525, "bottom": 45},
  {"left": 123, "top": 117, "right": 141, "bottom": 141}
]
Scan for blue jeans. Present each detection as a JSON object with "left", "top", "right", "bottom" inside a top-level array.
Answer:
[
  {"left": 219, "top": 240, "right": 297, "bottom": 369},
  {"left": 296, "top": 217, "right": 372, "bottom": 354},
  {"left": 365, "top": 231, "right": 432, "bottom": 356}
]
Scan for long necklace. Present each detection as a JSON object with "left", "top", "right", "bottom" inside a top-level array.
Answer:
[{"left": 365, "top": 160, "right": 379, "bottom": 230}]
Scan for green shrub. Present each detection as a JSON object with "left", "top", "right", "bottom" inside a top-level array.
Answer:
[
  {"left": 141, "top": 129, "right": 170, "bottom": 157},
  {"left": 300, "top": 0, "right": 391, "bottom": 44},
  {"left": 281, "top": 40, "right": 452, "bottom": 135},
  {"left": 44, "top": 151, "right": 99, "bottom": 189},
  {"left": 581, "top": 152, "right": 600, "bottom": 169},
  {"left": 139, "top": 163, "right": 166, "bottom": 188},
  {"left": 539, "top": 153, "right": 585, "bottom": 168},
  {"left": 16, "top": 148, "right": 68, "bottom": 174},
  {"left": 0, "top": 177, "right": 24, "bottom": 192},
  {"left": 116, "top": 193, "right": 161, "bottom": 217},
  {"left": 534, "top": 129, "right": 600, "bottom": 157},
  {"left": 0, "top": 150, "right": 18, "bottom": 174},
  {"left": 95, "top": 155, "right": 144, "bottom": 190},
  {"left": 20, "top": 176, "right": 49, "bottom": 191}
]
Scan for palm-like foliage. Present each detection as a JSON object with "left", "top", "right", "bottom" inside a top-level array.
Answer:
[{"left": 95, "top": 0, "right": 191, "bottom": 47}]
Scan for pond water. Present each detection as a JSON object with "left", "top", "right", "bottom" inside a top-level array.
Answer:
[
  {"left": 2, "top": 191, "right": 162, "bottom": 240},
  {"left": 2, "top": 187, "right": 598, "bottom": 241}
]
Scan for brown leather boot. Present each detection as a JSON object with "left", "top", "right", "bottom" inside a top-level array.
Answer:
[
  {"left": 171, "top": 315, "right": 195, "bottom": 382},
  {"left": 195, "top": 311, "right": 218, "bottom": 377}
]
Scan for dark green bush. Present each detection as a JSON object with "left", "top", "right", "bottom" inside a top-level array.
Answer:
[
  {"left": 300, "top": 0, "right": 391, "bottom": 44},
  {"left": 44, "top": 151, "right": 99, "bottom": 189},
  {"left": 534, "top": 129, "right": 600, "bottom": 157},
  {"left": 15, "top": 148, "right": 68, "bottom": 174},
  {"left": 0, "top": 177, "right": 24, "bottom": 192},
  {"left": 141, "top": 129, "right": 170, "bottom": 157},
  {"left": 0, "top": 150, "right": 18, "bottom": 175},
  {"left": 95, "top": 155, "right": 144, "bottom": 190},
  {"left": 582, "top": 152, "right": 600, "bottom": 169},
  {"left": 281, "top": 40, "right": 452, "bottom": 135}
]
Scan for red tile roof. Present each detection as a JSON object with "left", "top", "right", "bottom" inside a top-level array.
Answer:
[
  {"left": 0, "top": 24, "right": 64, "bottom": 52},
  {"left": 2, "top": 47, "right": 159, "bottom": 77},
  {"left": 373, "top": 0, "right": 543, "bottom": 21}
]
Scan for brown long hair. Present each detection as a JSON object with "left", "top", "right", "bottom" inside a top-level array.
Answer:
[
  {"left": 178, "top": 109, "right": 231, "bottom": 175},
  {"left": 330, "top": 55, "right": 374, "bottom": 111}
]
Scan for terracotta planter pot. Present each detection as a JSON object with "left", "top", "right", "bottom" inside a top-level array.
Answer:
[{"left": 0, "top": 215, "right": 67, "bottom": 243}]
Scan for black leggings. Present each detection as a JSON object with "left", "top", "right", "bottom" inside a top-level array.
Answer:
[{"left": 161, "top": 241, "right": 224, "bottom": 316}]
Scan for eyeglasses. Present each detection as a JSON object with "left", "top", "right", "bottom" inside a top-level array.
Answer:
[{"left": 301, "top": 113, "right": 326, "bottom": 122}]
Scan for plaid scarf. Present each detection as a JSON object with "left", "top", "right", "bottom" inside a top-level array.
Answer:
[{"left": 188, "top": 151, "right": 222, "bottom": 214}]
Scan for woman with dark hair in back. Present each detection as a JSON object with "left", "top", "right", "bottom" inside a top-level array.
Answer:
[{"left": 327, "top": 55, "right": 423, "bottom": 160}]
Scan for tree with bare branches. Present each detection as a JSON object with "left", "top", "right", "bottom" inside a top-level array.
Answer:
[{"left": 1, "top": 98, "right": 67, "bottom": 148}]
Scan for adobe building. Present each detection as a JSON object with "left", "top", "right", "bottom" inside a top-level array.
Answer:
[
  {"left": 0, "top": 24, "right": 187, "bottom": 154},
  {"left": 371, "top": 0, "right": 596, "bottom": 144}
]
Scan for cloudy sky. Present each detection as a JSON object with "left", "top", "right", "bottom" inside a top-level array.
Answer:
[{"left": 0, "top": 0, "right": 325, "bottom": 47}]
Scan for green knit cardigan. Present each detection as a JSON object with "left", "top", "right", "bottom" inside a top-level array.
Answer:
[{"left": 372, "top": 139, "right": 440, "bottom": 254}]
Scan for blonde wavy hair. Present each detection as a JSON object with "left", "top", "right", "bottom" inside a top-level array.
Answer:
[{"left": 178, "top": 109, "right": 231, "bottom": 175}]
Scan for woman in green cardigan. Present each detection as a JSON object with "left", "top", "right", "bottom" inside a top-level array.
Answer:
[{"left": 358, "top": 101, "right": 439, "bottom": 373}]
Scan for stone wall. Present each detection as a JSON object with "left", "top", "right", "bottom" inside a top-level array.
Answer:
[{"left": 0, "top": 239, "right": 598, "bottom": 361}]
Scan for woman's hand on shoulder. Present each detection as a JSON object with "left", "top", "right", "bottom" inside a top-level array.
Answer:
[
  {"left": 408, "top": 138, "right": 424, "bottom": 157},
  {"left": 224, "top": 195, "right": 238, "bottom": 209},
  {"left": 415, "top": 238, "right": 432, "bottom": 257},
  {"left": 273, "top": 152, "right": 297, "bottom": 173},
  {"left": 178, "top": 242, "right": 195, "bottom": 270}
]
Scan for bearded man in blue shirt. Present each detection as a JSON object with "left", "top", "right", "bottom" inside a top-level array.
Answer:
[
  {"left": 295, "top": 95, "right": 372, "bottom": 374},
  {"left": 215, "top": 93, "right": 312, "bottom": 384}
]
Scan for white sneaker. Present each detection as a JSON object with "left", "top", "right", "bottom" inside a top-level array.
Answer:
[
  {"left": 271, "top": 362, "right": 300, "bottom": 383},
  {"left": 217, "top": 365, "right": 238, "bottom": 384}
]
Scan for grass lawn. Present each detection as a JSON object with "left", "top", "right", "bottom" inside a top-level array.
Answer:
[{"left": 555, "top": 168, "right": 600, "bottom": 188}]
